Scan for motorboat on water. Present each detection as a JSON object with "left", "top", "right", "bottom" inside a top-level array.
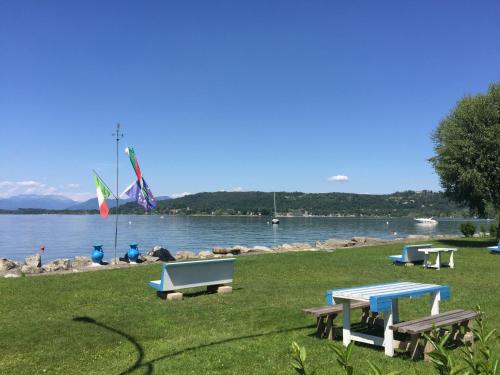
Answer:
[{"left": 414, "top": 217, "right": 438, "bottom": 224}]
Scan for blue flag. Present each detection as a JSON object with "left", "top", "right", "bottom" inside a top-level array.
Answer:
[{"left": 123, "top": 177, "right": 157, "bottom": 210}]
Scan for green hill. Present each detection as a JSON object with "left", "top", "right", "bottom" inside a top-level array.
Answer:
[{"left": 120, "top": 190, "right": 467, "bottom": 217}]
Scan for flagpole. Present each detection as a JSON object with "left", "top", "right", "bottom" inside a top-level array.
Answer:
[{"left": 113, "top": 123, "right": 123, "bottom": 264}]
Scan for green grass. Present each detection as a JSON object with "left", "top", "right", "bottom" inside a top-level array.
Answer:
[{"left": 0, "top": 238, "right": 498, "bottom": 374}]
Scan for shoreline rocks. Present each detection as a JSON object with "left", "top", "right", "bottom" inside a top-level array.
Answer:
[
  {"left": 42, "top": 258, "right": 71, "bottom": 273},
  {"left": 2, "top": 234, "right": 464, "bottom": 278}
]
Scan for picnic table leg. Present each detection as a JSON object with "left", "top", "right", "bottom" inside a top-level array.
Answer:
[
  {"left": 423, "top": 252, "right": 428, "bottom": 268},
  {"left": 384, "top": 307, "right": 395, "bottom": 357},
  {"left": 430, "top": 291, "right": 440, "bottom": 315},
  {"left": 392, "top": 299, "right": 400, "bottom": 324},
  {"left": 449, "top": 251, "right": 455, "bottom": 269},
  {"left": 342, "top": 300, "right": 351, "bottom": 346},
  {"left": 436, "top": 251, "right": 441, "bottom": 270}
]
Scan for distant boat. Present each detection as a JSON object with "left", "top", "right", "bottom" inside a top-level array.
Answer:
[
  {"left": 414, "top": 217, "right": 438, "bottom": 224},
  {"left": 272, "top": 192, "right": 279, "bottom": 225}
]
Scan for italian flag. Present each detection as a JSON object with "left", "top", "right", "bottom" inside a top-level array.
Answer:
[
  {"left": 125, "top": 147, "right": 142, "bottom": 181},
  {"left": 94, "top": 174, "right": 111, "bottom": 218}
]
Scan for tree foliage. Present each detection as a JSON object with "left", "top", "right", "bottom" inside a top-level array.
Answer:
[
  {"left": 124, "top": 190, "right": 467, "bottom": 217},
  {"left": 430, "top": 83, "right": 500, "bottom": 217}
]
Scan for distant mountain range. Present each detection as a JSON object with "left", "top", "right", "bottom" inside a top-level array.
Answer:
[
  {"left": 0, "top": 194, "right": 77, "bottom": 210},
  {"left": 0, "top": 194, "right": 171, "bottom": 211}
]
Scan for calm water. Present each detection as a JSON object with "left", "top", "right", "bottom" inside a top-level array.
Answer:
[{"left": 0, "top": 215, "right": 490, "bottom": 262}]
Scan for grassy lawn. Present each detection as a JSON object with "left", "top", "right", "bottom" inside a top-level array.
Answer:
[{"left": 1, "top": 238, "right": 498, "bottom": 374}]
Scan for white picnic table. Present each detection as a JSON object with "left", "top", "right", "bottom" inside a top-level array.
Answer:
[
  {"left": 327, "top": 281, "right": 451, "bottom": 356},
  {"left": 418, "top": 247, "right": 457, "bottom": 269}
]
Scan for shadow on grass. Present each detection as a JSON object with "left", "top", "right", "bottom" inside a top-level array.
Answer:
[
  {"left": 73, "top": 316, "right": 153, "bottom": 374},
  {"left": 434, "top": 238, "right": 496, "bottom": 248},
  {"left": 73, "top": 315, "right": 311, "bottom": 374},
  {"left": 183, "top": 286, "right": 244, "bottom": 298}
]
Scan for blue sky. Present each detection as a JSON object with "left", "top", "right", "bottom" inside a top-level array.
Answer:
[{"left": 1, "top": 1, "right": 499, "bottom": 200}]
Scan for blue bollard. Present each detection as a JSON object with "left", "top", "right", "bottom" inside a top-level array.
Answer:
[
  {"left": 128, "top": 243, "right": 140, "bottom": 263},
  {"left": 91, "top": 245, "right": 104, "bottom": 264}
]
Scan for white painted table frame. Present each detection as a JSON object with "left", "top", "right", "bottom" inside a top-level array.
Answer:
[
  {"left": 418, "top": 248, "right": 457, "bottom": 270},
  {"left": 328, "top": 282, "right": 450, "bottom": 357}
]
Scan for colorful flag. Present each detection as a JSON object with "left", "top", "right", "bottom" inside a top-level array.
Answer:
[
  {"left": 94, "top": 174, "right": 112, "bottom": 218},
  {"left": 125, "top": 147, "right": 142, "bottom": 182},
  {"left": 122, "top": 177, "right": 157, "bottom": 210}
]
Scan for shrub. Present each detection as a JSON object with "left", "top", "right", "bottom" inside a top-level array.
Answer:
[
  {"left": 490, "top": 223, "right": 498, "bottom": 238},
  {"left": 460, "top": 222, "right": 476, "bottom": 237}
]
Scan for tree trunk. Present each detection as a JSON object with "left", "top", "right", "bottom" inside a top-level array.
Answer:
[{"left": 497, "top": 215, "right": 500, "bottom": 242}]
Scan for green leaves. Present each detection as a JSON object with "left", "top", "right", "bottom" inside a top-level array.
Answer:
[
  {"left": 367, "top": 361, "right": 401, "bottom": 375},
  {"left": 423, "top": 328, "right": 467, "bottom": 375},
  {"left": 331, "top": 342, "right": 355, "bottom": 375},
  {"left": 430, "top": 82, "right": 500, "bottom": 218},
  {"left": 461, "top": 305, "right": 498, "bottom": 375},
  {"left": 290, "top": 341, "right": 312, "bottom": 375}
]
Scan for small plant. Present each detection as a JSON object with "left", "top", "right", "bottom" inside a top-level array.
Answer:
[
  {"left": 331, "top": 342, "right": 355, "bottom": 375},
  {"left": 460, "top": 222, "right": 476, "bottom": 237},
  {"left": 290, "top": 341, "right": 313, "bottom": 375},
  {"left": 462, "top": 305, "right": 498, "bottom": 375},
  {"left": 367, "top": 361, "right": 401, "bottom": 375},
  {"left": 423, "top": 327, "right": 466, "bottom": 375}
]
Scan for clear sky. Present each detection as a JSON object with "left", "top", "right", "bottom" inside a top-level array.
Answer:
[{"left": 1, "top": 1, "right": 499, "bottom": 201}]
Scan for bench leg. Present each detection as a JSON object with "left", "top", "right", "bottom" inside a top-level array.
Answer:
[
  {"left": 451, "top": 323, "right": 461, "bottom": 342},
  {"left": 409, "top": 334, "right": 422, "bottom": 360},
  {"left": 424, "top": 339, "right": 434, "bottom": 362},
  {"left": 316, "top": 317, "right": 326, "bottom": 338},
  {"left": 360, "top": 307, "right": 370, "bottom": 324},
  {"left": 207, "top": 284, "right": 221, "bottom": 293},
  {"left": 326, "top": 314, "right": 336, "bottom": 340},
  {"left": 463, "top": 320, "right": 474, "bottom": 345}
]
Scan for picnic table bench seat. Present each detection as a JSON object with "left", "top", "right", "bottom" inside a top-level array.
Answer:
[
  {"left": 303, "top": 301, "right": 379, "bottom": 339},
  {"left": 488, "top": 242, "right": 500, "bottom": 254},
  {"left": 390, "top": 309, "right": 479, "bottom": 360},
  {"left": 389, "top": 244, "right": 432, "bottom": 264}
]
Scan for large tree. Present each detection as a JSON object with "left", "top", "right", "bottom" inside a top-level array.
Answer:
[{"left": 430, "top": 82, "right": 500, "bottom": 239}]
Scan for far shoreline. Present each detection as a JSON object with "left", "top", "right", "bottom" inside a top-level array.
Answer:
[{"left": 0, "top": 211, "right": 489, "bottom": 220}]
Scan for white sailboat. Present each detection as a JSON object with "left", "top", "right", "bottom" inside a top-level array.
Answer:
[{"left": 272, "top": 192, "right": 280, "bottom": 225}]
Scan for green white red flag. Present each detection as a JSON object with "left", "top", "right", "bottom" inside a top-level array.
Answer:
[
  {"left": 94, "top": 174, "right": 111, "bottom": 218},
  {"left": 125, "top": 147, "right": 142, "bottom": 181}
]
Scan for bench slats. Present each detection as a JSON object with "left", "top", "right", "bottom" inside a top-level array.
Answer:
[
  {"left": 303, "top": 301, "right": 369, "bottom": 317},
  {"left": 391, "top": 309, "right": 479, "bottom": 334},
  {"left": 391, "top": 310, "right": 463, "bottom": 328}
]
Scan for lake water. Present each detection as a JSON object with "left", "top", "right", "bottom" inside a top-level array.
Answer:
[
  {"left": 0, "top": 215, "right": 491, "bottom": 262},
  {"left": 0, "top": 215, "right": 487, "bottom": 261}
]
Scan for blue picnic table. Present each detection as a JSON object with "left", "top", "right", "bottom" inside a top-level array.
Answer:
[{"left": 326, "top": 281, "right": 450, "bottom": 356}]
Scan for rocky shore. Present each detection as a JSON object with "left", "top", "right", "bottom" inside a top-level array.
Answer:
[{"left": 0, "top": 234, "right": 458, "bottom": 278}]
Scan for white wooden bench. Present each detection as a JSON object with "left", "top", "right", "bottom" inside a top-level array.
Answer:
[
  {"left": 389, "top": 244, "right": 432, "bottom": 264},
  {"left": 149, "top": 258, "right": 236, "bottom": 296}
]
